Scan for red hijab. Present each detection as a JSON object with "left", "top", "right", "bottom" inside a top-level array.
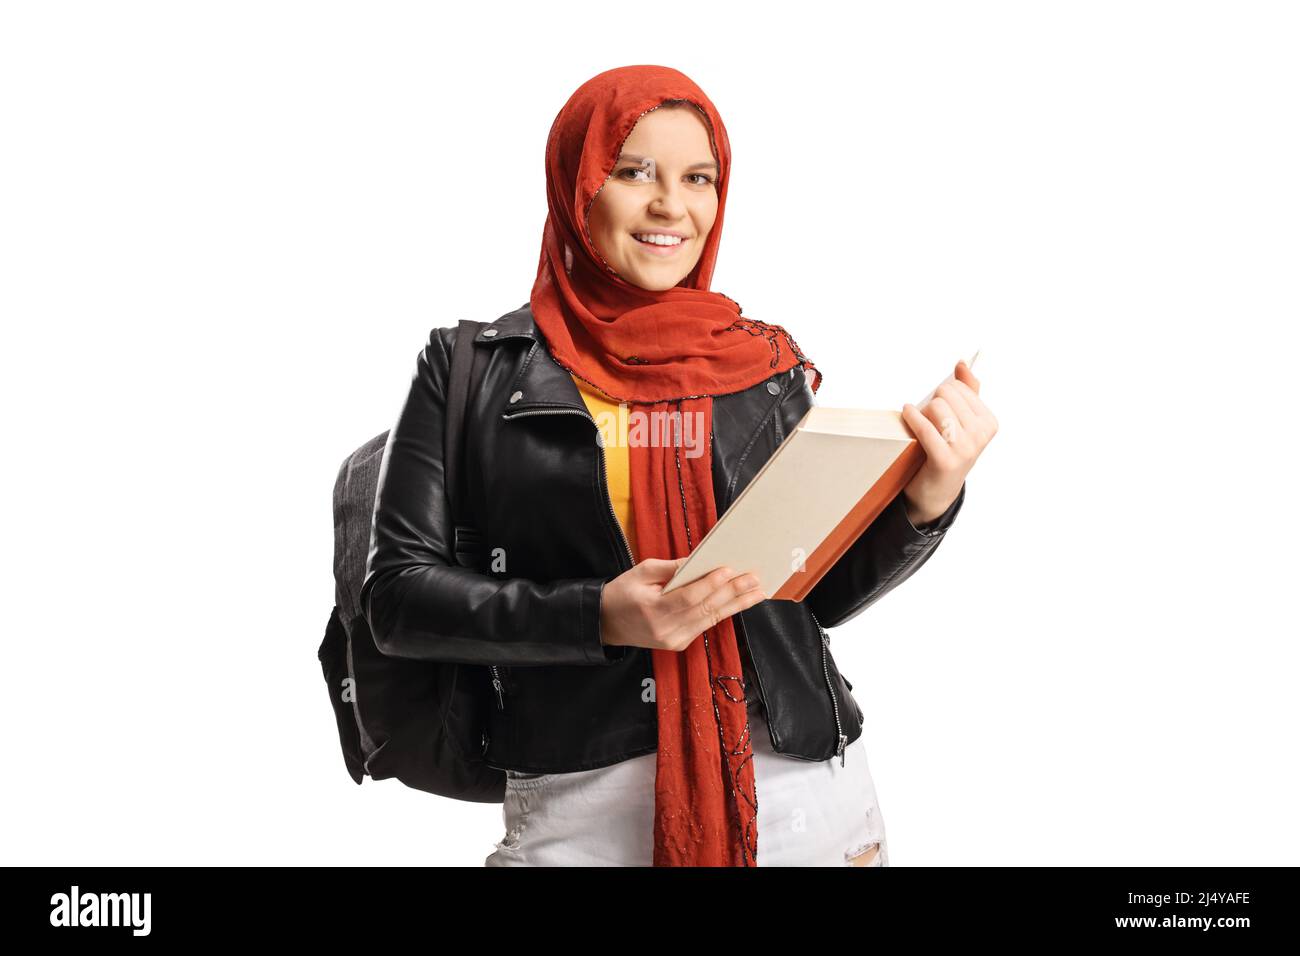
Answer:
[{"left": 529, "top": 64, "right": 822, "bottom": 867}]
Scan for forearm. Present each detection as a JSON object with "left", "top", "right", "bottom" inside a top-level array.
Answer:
[{"left": 362, "top": 564, "right": 622, "bottom": 666}]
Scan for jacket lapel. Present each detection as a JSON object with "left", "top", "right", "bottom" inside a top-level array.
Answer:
[{"left": 473, "top": 303, "right": 591, "bottom": 419}]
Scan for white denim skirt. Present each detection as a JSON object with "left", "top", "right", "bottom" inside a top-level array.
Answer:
[{"left": 484, "top": 708, "right": 889, "bottom": 867}]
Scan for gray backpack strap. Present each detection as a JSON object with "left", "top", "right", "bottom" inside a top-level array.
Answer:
[{"left": 332, "top": 430, "right": 390, "bottom": 623}]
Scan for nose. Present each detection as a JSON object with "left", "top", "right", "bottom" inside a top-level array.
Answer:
[{"left": 646, "top": 179, "right": 689, "bottom": 220}]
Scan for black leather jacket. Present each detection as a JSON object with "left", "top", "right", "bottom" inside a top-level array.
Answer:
[{"left": 360, "top": 303, "right": 965, "bottom": 774}]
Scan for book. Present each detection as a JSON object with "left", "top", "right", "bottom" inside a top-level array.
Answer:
[{"left": 660, "top": 351, "right": 979, "bottom": 601}]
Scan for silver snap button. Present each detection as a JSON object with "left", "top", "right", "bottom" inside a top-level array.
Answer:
[
  {"left": 509, "top": 391, "right": 523, "bottom": 403},
  {"left": 482, "top": 328, "right": 498, "bottom": 337},
  {"left": 766, "top": 381, "right": 781, "bottom": 395}
]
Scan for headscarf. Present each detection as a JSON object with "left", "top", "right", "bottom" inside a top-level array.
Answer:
[{"left": 529, "top": 64, "right": 822, "bottom": 867}]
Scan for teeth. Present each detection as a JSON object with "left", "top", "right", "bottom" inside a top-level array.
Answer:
[{"left": 634, "top": 233, "right": 683, "bottom": 246}]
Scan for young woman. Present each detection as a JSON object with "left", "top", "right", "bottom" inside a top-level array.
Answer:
[{"left": 361, "top": 65, "right": 996, "bottom": 867}]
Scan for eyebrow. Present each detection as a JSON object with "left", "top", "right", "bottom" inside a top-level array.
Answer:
[{"left": 618, "top": 153, "right": 719, "bottom": 172}]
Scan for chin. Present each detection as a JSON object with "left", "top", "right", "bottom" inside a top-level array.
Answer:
[{"left": 631, "top": 272, "right": 686, "bottom": 292}]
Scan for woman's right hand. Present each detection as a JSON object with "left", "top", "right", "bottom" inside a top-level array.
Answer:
[{"left": 599, "top": 558, "right": 766, "bottom": 652}]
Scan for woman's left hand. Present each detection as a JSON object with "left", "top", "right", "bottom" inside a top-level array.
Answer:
[{"left": 899, "top": 359, "right": 998, "bottom": 527}]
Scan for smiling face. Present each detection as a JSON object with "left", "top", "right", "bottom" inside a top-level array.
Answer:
[{"left": 585, "top": 103, "right": 721, "bottom": 291}]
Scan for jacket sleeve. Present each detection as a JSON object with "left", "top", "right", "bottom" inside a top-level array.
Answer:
[
  {"left": 359, "top": 327, "right": 627, "bottom": 667},
  {"left": 804, "top": 479, "right": 965, "bottom": 628},
  {"left": 776, "top": 370, "right": 967, "bottom": 629}
]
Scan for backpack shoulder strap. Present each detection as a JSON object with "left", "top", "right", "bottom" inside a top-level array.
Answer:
[{"left": 444, "top": 320, "right": 487, "bottom": 567}]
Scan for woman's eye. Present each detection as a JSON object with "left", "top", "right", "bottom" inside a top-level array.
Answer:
[{"left": 615, "top": 167, "right": 715, "bottom": 186}]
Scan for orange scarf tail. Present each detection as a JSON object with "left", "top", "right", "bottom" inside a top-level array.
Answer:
[{"left": 632, "top": 398, "right": 757, "bottom": 866}]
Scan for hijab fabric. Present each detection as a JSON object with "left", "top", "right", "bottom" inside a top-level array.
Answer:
[{"left": 529, "top": 64, "right": 822, "bottom": 866}]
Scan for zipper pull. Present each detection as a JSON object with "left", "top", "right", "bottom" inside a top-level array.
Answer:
[
  {"left": 837, "top": 733, "right": 848, "bottom": 767},
  {"left": 490, "top": 668, "right": 505, "bottom": 710}
]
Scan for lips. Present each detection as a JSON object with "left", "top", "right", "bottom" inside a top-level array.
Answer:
[{"left": 632, "top": 234, "right": 687, "bottom": 257}]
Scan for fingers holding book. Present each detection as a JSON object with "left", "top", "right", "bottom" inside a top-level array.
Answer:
[
  {"left": 600, "top": 558, "right": 764, "bottom": 654},
  {"left": 900, "top": 356, "right": 997, "bottom": 525}
]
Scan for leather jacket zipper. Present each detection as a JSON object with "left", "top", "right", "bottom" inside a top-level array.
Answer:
[
  {"left": 809, "top": 607, "right": 848, "bottom": 766},
  {"left": 490, "top": 667, "right": 505, "bottom": 710}
]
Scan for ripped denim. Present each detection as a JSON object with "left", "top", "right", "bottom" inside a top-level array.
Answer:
[{"left": 485, "top": 709, "right": 889, "bottom": 867}]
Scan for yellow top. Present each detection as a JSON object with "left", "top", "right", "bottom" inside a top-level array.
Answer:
[{"left": 570, "top": 373, "right": 637, "bottom": 561}]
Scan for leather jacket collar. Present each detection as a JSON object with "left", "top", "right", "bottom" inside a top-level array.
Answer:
[{"left": 469, "top": 302, "right": 594, "bottom": 418}]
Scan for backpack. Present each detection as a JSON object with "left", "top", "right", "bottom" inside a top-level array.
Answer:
[{"left": 317, "top": 319, "right": 506, "bottom": 803}]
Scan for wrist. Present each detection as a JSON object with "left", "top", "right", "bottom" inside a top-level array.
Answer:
[{"left": 903, "top": 492, "right": 947, "bottom": 528}]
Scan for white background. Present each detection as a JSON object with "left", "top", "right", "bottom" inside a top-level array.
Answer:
[{"left": 4, "top": 0, "right": 1296, "bottom": 865}]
